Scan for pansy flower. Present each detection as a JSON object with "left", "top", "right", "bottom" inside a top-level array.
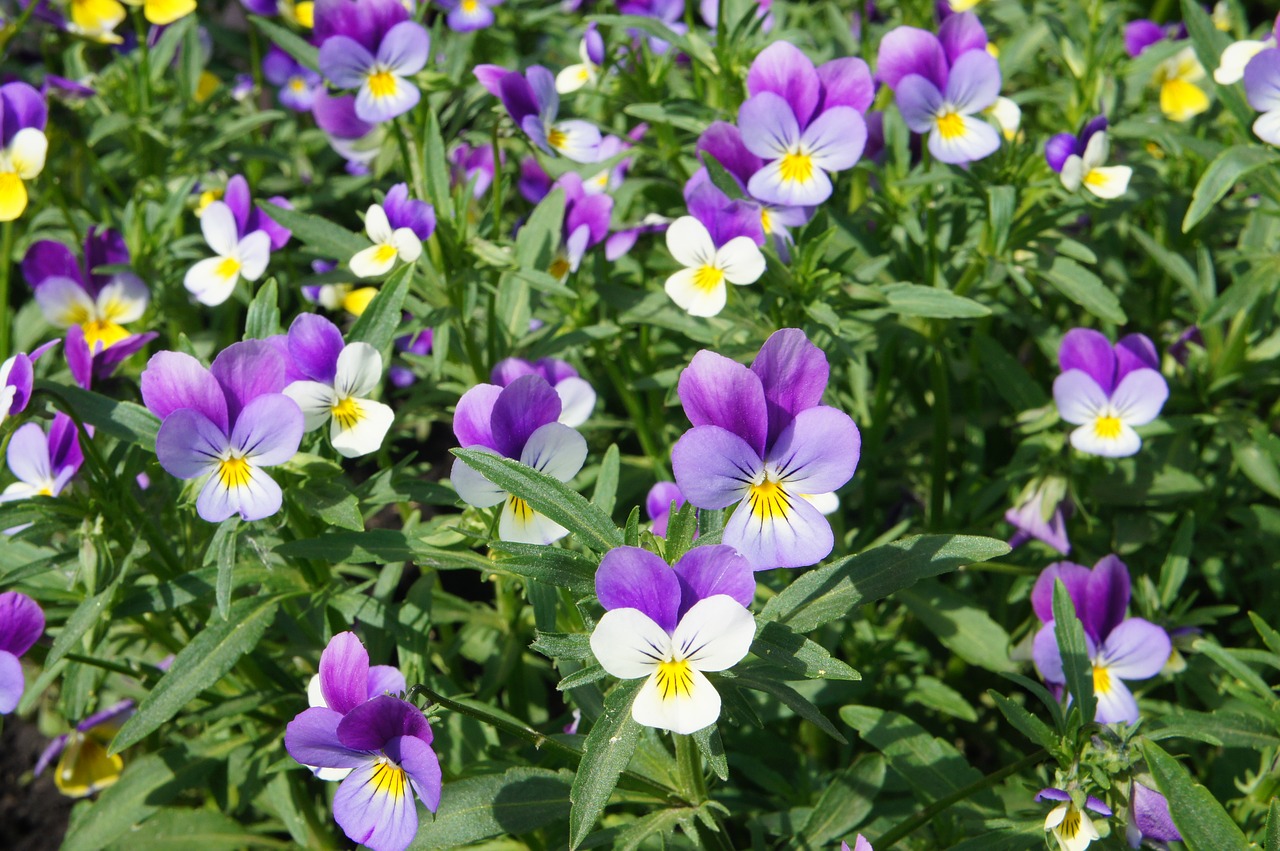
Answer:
[
  {"left": 878, "top": 13, "right": 1003, "bottom": 164},
  {"left": 282, "top": 314, "right": 395, "bottom": 458},
  {"left": 736, "top": 41, "right": 871, "bottom": 206},
  {"left": 1154, "top": 47, "right": 1209, "bottom": 122},
  {"left": 1053, "top": 329, "right": 1168, "bottom": 458},
  {"left": 646, "top": 481, "right": 687, "bottom": 538},
  {"left": 185, "top": 177, "right": 290, "bottom": 306},
  {"left": 65, "top": 325, "right": 157, "bottom": 391},
  {"left": 0, "top": 412, "right": 84, "bottom": 505},
  {"left": 1045, "top": 116, "right": 1108, "bottom": 174},
  {"left": 350, "top": 184, "right": 432, "bottom": 278},
  {"left": 23, "top": 227, "right": 148, "bottom": 351},
  {"left": 0, "top": 591, "right": 43, "bottom": 713},
  {"left": 1244, "top": 47, "right": 1280, "bottom": 146},
  {"left": 555, "top": 24, "right": 605, "bottom": 93},
  {"left": 1031, "top": 556, "right": 1171, "bottom": 724},
  {"left": 437, "top": 0, "right": 503, "bottom": 32},
  {"left": 450, "top": 375, "right": 588, "bottom": 544},
  {"left": 450, "top": 143, "right": 501, "bottom": 198},
  {"left": 315, "top": 0, "right": 429, "bottom": 123},
  {"left": 141, "top": 342, "right": 304, "bottom": 523},
  {"left": 672, "top": 329, "right": 860, "bottom": 569},
  {"left": 1060, "top": 131, "right": 1131, "bottom": 199},
  {"left": 492, "top": 356, "right": 595, "bottom": 428},
  {"left": 1126, "top": 781, "right": 1181, "bottom": 847},
  {"left": 35, "top": 699, "right": 134, "bottom": 797},
  {"left": 840, "top": 839, "right": 872, "bottom": 851},
  {"left": 312, "top": 89, "right": 382, "bottom": 171},
  {"left": 0, "top": 340, "right": 59, "bottom": 427},
  {"left": 1123, "top": 19, "right": 1172, "bottom": 58},
  {"left": 0, "top": 82, "right": 48, "bottom": 222},
  {"left": 475, "top": 64, "right": 602, "bottom": 162},
  {"left": 63, "top": 0, "right": 127, "bottom": 42},
  {"left": 263, "top": 46, "right": 322, "bottom": 111},
  {"left": 300, "top": 632, "right": 407, "bottom": 781},
  {"left": 583, "top": 132, "right": 635, "bottom": 196},
  {"left": 1215, "top": 14, "right": 1278, "bottom": 85},
  {"left": 1005, "top": 478, "right": 1070, "bottom": 555},
  {"left": 590, "top": 545, "right": 756, "bottom": 734},
  {"left": 663, "top": 182, "right": 766, "bottom": 318},
  {"left": 546, "top": 172, "right": 613, "bottom": 278},
  {"left": 286, "top": 695, "right": 441, "bottom": 851},
  {"left": 1037, "top": 788, "right": 1112, "bottom": 851}
]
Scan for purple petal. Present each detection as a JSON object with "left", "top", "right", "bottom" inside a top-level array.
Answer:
[
  {"left": 1085, "top": 795, "right": 1112, "bottom": 817},
  {"left": 211, "top": 340, "right": 289, "bottom": 426},
  {"left": 798, "top": 105, "right": 866, "bottom": 172},
  {"left": 1044, "top": 133, "right": 1078, "bottom": 173},
  {"left": 22, "top": 240, "right": 80, "bottom": 290},
  {"left": 723, "top": 488, "right": 833, "bottom": 569},
  {"left": 262, "top": 46, "right": 298, "bottom": 87},
  {"left": 646, "top": 481, "right": 685, "bottom": 523},
  {"left": 229, "top": 394, "right": 304, "bottom": 466},
  {"left": 1133, "top": 782, "right": 1181, "bottom": 842},
  {"left": 747, "top": 41, "right": 820, "bottom": 128},
  {"left": 0, "top": 591, "right": 44, "bottom": 657},
  {"left": 155, "top": 409, "right": 228, "bottom": 480},
  {"left": 0, "top": 651, "right": 23, "bottom": 714},
  {"left": 672, "top": 545, "right": 755, "bottom": 618},
  {"left": 0, "top": 82, "right": 47, "bottom": 145},
  {"left": 566, "top": 193, "right": 613, "bottom": 249},
  {"left": 943, "top": 50, "right": 1001, "bottom": 113},
  {"left": 1114, "top": 333, "right": 1159, "bottom": 381},
  {"left": 224, "top": 175, "right": 252, "bottom": 237},
  {"left": 473, "top": 64, "right": 509, "bottom": 97},
  {"left": 1124, "top": 19, "right": 1165, "bottom": 58},
  {"left": 140, "top": 351, "right": 229, "bottom": 433},
  {"left": 595, "top": 546, "right": 680, "bottom": 633},
  {"left": 93, "top": 331, "right": 157, "bottom": 382},
  {"left": 382, "top": 183, "right": 436, "bottom": 240},
  {"left": 696, "top": 121, "right": 761, "bottom": 187},
  {"left": 489, "top": 375, "right": 562, "bottom": 459},
  {"left": 738, "top": 92, "right": 801, "bottom": 160},
  {"left": 395, "top": 734, "right": 442, "bottom": 813},
  {"left": 320, "top": 632, "right": 372, "bottom": 715},
  {"left": 895, "top": 74, "right": 946, "bottom": 135},
  {"left": 1032, "top": 622, "right": 1065, "bottom": 684},
  {"left": 312, "top": 89, "right": 373, "bottom": 140},
  {"left": 333, "top": 755, "right": 418, "bottom": 850},
  {"left": 6, "top": 422, "right": 50, "bottom": 486},
  {"left": 366, "top": 665, "right": 406, "bottom": 700},
  {"left": 1035, "top": 787, "right": 1071, "bottom": 803},
  {"left": 1031, "top": 562, "right": 1093, "bottom": 630},
  {"left": 249, "top": 197, "right": 293, "bottom": 251},
  {"left": 491, "top": 358, "right": 538, "bottom": 386},
  {"left": 319, "top": 36, "right": 376, "bottom": 90},
  {"left": 47, "top": 412, "right": 83, "bottom": 475},
  {"left": 285, "top": 706, "right": 367, "bottom": 769},
  {"left": 3, "top": 353, "right": 34, "bottom": 415},
  {"left": 1059, "top": 328, "right": 1117, "bottom": 394},
  {"left": 496, "top": 72, "right": 540, "bottom": 126},
  {"left": 536, "top": 358, "right": 578, "bottom": 385},
  {"left": 876, "top": 26, "right": 947, "bottom": 90},
  {"left": 938, "top": 11, "right": 988, "bottom": 64},
  {"left": 816, "top": 57, "right": 875, "bottom": 113},
  {"left": 526, "top": 66, "right": 559, "bottom": 126},
  {"left": 678, "top": 350, "right": 769, "bottom": 456},
  {"left": 337, "top": 694, "right": 432, "bottom": 751},
  {"left": 288, "top": 313, "right": 345, "bottom": 384},
  {"left": 1085, "top": 555, "right": 1130, "bottom": 644},
  {"left": 766, "top": 406, "right": 860, "bottom": 493},
  {"left": 1245, "top": 49, "right": 1280, "bottom": 112},
  {"left": 376, "top": 21, "right": 429, "bottom": 76},
  {"left": 750, "top": 329, "right": 830, "bottom": 446},
  {"left": 1099, "top": 618, "right": 1170, "bottom": 680},
  {"left": 454, "top": 383, "right": 503, "bottom": 451},
  {"left": 672, "top": 425, "right": 762, "bottom": 509}
]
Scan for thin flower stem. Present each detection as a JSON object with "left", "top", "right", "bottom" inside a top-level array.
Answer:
[
  {"left": 396, "top": 115, "right": 429, "bottom": 205},
  {"left": 674, "top": 733, "right": 706, "bottom": 803},
  {"left": 874, "top": 748, "right": 1048, "bottom": 848},
  {"left": 928, "top": 345, "right": 950, "bottom": 530}
]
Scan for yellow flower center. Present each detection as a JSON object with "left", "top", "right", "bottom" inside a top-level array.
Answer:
[
  {"left": 507, "top": 494, "right": 534, "bottom": 524},
  {"left": 82, "top": 319, "right": 130, "bottom": 350},
  {"left": 548, "top": 255, "right": 571, "bottom": 279},
  {"left": 1083, "top": 169, "right": 1108, "bottom": 189},
  {"left": 654, "top": 659, "right": 695, "bottom": 702},
  {"left": 1058, "top": 806, "right": 1082, "bottom": 839},
  {"left": 760, "top": 207, "right": 772, "bottom": 235},
  {"left": 291, "top": 0, "right": 314, "bottom": 27},
  {"left": 1092, "top": 664, "right": 1112, "bottom": 695},
  {"left": 217, "top": 456, "right": 252, "bottom": 490},
  {"left": 779, "top": 151, "right": 814, "bottom": 185},
  {"left": 331, "top": 396, "right": 364, "bottom": 430},
  {"left": 36, "top": 485, "right": 54, "bottom": 497},
  {"left": 367, "top": 70, "right": 398, "bottom": 99},
  {"left": 373, "top": 243, "right": 399, "bottom": 266},
  {"left": 461, "top": 0, "right": 478, "bottom": 10},
  {"left": 936, "top": 111, "right": 965, "bottom": 140},
  {"left": 692, "top": 264, "right": 724, "bottom": 293},
  {"left": 0, "top": 172, "right": 29, "bottom": 222},
  {"left": 547, "top": 127, "right": 568, "bottom": 150},
  {"left": 1093, "top": 415, "right": 1122, "bottom": 440},
  {"left": 747, "top": 477, "right": 792, "bottom": 521},
  {"left": 197, "top": 189, "right": 223, "bottom": 213},
  {"left": 215, "top": 256, "right": 241, "bottom": 281},
  {"left": 342, "top": 287, "right": 379, "bottom": 317},
  {"left": 289, "top": 77, "right": 308, "bottom": 93},
  {"left": 370, "top": 757, "right": 407, "bottom": 800}
]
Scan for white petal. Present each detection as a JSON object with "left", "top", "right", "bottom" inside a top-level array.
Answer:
[
  {"left": 10, "top": 129, "right": 47, "bottom": 179},
  {"left": 1070, "top": 421, "right": 1141, "bottom": 457},
  {"left": 392, "top": 228, "right": 422, "bottom": 263},
  {"left": 335, "top": 342, "right": 383, "bottom": 398},
  {"left": 34, "top": 276, "right": 96, "bottom": 327},
  {"left": 671, "top": 595, "right": 755, "bottom": 672},
  {"left": 631, "top": 666, "right": 722, "bottom": 735},
  {"left": 1084, "top": 166, "right": 1132, "bottom": 199},
  {"left": 714, "top": 237, "right": 766, "bottom": 285},
  {"left": 314, "top": 766, "right": 353, "bottom": 782},
  {"left": 589, "top": 607, "right": 671, "bottom": 680},
  {"left": 349, "top": 244, "right": 396, "bottom": 278},
  {"left": 283, "top": 380, "right": 338, "bottom": 431},
  {"left": 499, "top": 496, "right": 569, "bottom": 544},
  {"left": 306, "top": 673, "right": 327, "bottom": 708},
  {"left": 802, "top": 491, "right": 839, "bottom": 515},
  {"left": 554, "top": 377, "right": 595, "bottom": 427},
  {"left": 549, "top": 120, "right": 602, "bottom": 162},
  {"left": 450, "top": 452, "right": 506, "bottom": 508},
  {"left": 364, "top": 204, "right": 393, "bottom": 243},
  {"left": 95, "top": 274, "right": 150, "bottom": 324},
  {"left": 665, "top": 267, "right": 727, "bottom": 318},
  {"left": 1060, "top": 155, "right": 1084, "bottom": 192},
  {"left": 1253, "top": 109, "right": 1280, "bottom": 147},
  {"left": 986, "top": 97, "right": 1021, "bottom": 140},
  {"left": 519, "top": 422, "right": 587, "bottom": 482},
  {"left": 237, "top": 231, "right": 272, "bottom": 281},
  {"left": 928, "top": 114, "right": 1000, "bottom": 164},
  {"left": 555, "top": 63, "right": 592, "bottom": 94},
  {"left": 184, "top": 256, "right": 239, "bottom": 306},
  {"left": 200, "top": 201, "right": 239, "bottom": 257},
  {"left": 1044, "top": 803, "right": 1068, "bottom": 830},
  {"left": 329, "top": 398, "right": 394, "bottom": 457},
  {"left": 1081, "top": 131, "right": 1109, "bottom": 171},
  {"left": 1214, "top": 39, "right": 1265, "bottom": 85},
  {"left": 665, "top": 216, "right": 716, "bottom": 268}
]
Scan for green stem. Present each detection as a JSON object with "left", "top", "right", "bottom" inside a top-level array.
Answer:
[
  {"left": 928, "top": 344, "right": 950, "bottom": 530},
  {"left": 674, "top": 733, "right": 706, "bottom": 803},
  {"left": 875, "top": 749, "right": 1048, "bottom": 848},
  {"left": 0, "top": 219, "right": 12, "bottom": 358},
  {"left": 396, "top": 116, "right": 428, "bottom": 204}
]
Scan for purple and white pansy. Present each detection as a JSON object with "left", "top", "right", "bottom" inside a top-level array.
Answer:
[
  {"left": 450, "top": 374, "right": 588, "bottom": 544},
  {"left": 546, "top": 172, "right": 612, "bottom": 277},
  {"left": 877, "top": 12, "right": 1003, "bottom": 164},
  {"left": 1052, "top": 329, "right": 1169, "bottom": 458},
  {"left": 663, "top": 182, "right": 766, "bottom": 318},
  {"left": 1, "top": 340, "right": 59, "bottom": 427},
  {"left": 1243, "top": 46, "right": 1280, "bottom": 146},
  {"left": 315, "top": 0, "right": 430, "bottom": 124},
  {"left": 0, "top": 412, "right": 84, "bottom": 506},
  {"left": 282, "top": 314, "right": 395, "bottom": 458},
  {"left": 1031, "top": 555, "right": 1172, "bottom": 724},
  {"left": 350, "top": 183, "right": 432, "bottom": 278},
  {"left": 1037, "top": 787, "right": 1112, "bottom": 851},
  {"left": 475, "top": 64, "right": 602, "bottom": 162},
  {"left": 555, "top": 24, "right": 605, "bottom": 94},
  {"left": 0, "top": 81, "right": 48, "bottom": 222},
  {"left": 491, "top": 356, "right": 595, "bottom": 428},
  {"left": 438, "top": 0, "right": 503, "bottom": 32},
  {"left": 590, "top": 545, "right": 757, "bottom": 734},
  {"left": 736, "top": 42, "right": 872, "bottom": 207},
  {"left": 263, "top": 46, "right": 322, "bottom": 112},
  {"left": 0, "top": 591, "right": 44, "bottom": 714},
  {"left": 671, "top": 329, "right": 860, "bottom": 569},
  {"left": 185, "top": 176, "right": 291, "bottom": 306},
  {"left": 142, "top": 341, "right": 304, "bottom": 523}
]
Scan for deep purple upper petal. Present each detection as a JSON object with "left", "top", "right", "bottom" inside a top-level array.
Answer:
[
  {"left": 0, "top": 592, "right": 44, "bottom": 657},
  {"left": 489, "top": 375, "right": 562, "bottom": 459},
  {"left": 383, "top": 183, "right": 436, "bottom": 240},
  {"left": 1044, "top": 133, "right": 1078, "bottom": 173},
  {"left": 247, "top": 197, "right": 293, "bottom": 251},
  {"left": 0, "top": 82, "right": 47, "bottom": 145},
  {"left": 337, "top": 694, "right": 432, "bottom": 751},
  {"left": 938, "top": 11, "right": 988, "bottom": 64},
  {"left": 319, "top": 631, "right": 372, "bottom": 715},
  {"left": 1058, "top": 328, "right": 1118, "bottom": 395},
  {"left": 1124, "top": 19, "right": 1165, "bottom": 58},
  {"left": 366, "top": 665, "right": 406, "bottom": 700},
  {"left": 285, "top": 706, "right": 367, "bottom": 769},
  {"left": 46, "top": 412, "right": 83, "bottom": 476},
  {"left": 672, "top": 545, "right": 755, "bottom": 619},
  {"left": 491, "top": 358, "right": 538, "bottom": 386},
  {"left": 224, "top": 175, "right": 252, "bottom": 237},
  {"left": 876, "top": 26, "right": 948, "bottom": 90},
  {"left": 496, "top": 71, "right": 540, "bottom": 126},
  {"left": 1030, "top": 561, "right": 1092, "bottom": 630},
  {"left": 1133, "top": 782, "right": 1182, "bottom": 842},
  {"left": 816, "top": 57, "right": 875, "bottom": 114},
  {"left": 312, "top": 89, "right": 373, "bottom": 140},
  {"left": 750, "top": 329, "right": 830, "bottom": 447},
  {"left": 1084, "top": 555, "right": 1130, "bottom": 643},
  {"left": 140, "top": 351, "right": 230, "bottom": 432},
  {"left": 747, "top": 41, "right": 821, "bottom": 127},
  {"left": 678, "top": 350, "right": 769, "bottom": 456},
  {"left": 595, "top": 546, "right": 681, "bottom": 633},
  {"left": 646, "top": 481, "right": 685, "bottom": 523},
  {"left": 22, "top": 240, "right": 81, "bottom": 290},
  {"left": 1114, "top": 333, "right": 1159, "bottom": 381},
  {"left": 288, "top": 313, "right": 345, "bottom": 384},
  {"left": 82, "top": 227, "right": 132, "bottom": 293},
  {"left": 696, "top": 121, "right": 761, "bottom": 188},
  {"left": 210, "top": 340, "right": 289, "bottom": 426}
]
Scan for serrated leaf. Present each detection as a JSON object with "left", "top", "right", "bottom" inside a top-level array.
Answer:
[
  {"left": 989, "top": 690, "right": 1057, "bottom": 751},
  {"left": 759, "top": 535, "right": 1011, "bottom": 632},
  {"left": 1052, "top": 580, "right": 1096, "bottom": 724},
  {"left": 692, "top": 725, "right": 728, "bottom": 781},
  {"left": 490, "top": 542, "right": 598, "bottom": 596},
  {"left": 452, "top": 449, "right": 623, "bottom": 552},
  {"left": 408, "top": 768, "right": 574, "bottom": 849},
  {"left": 558, "top": 664, "right": 610, "bottom": 691},
  {"left": 111, "top": 597, "right": 279, "bottom": 753},
  {"left": 751, "top": 621, "right": 860, "bottom": 681},
  {"left": 531, "top": 631, "right": 593, "bottom": 660},
  {"left": 570, "top": 679, "right": 644, "bottom": 849},
  {"left": 1141, "top": 738, "right": 1250, "bottom": 850}
]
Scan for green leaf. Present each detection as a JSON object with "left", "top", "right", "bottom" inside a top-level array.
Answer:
[
  {"left": 801, "top": 754, "right": 885, "bottom": 845},
  {"left": 1148, "top": 710, "right": 1279, "bottom": 749},
  {"left": 61, "top": 747, "right": 220, "bottom": 851},
  {"left": 1193, "top": 638, "right": 1275, "bottom": 702},
  {"left": 422, "top": 108, "right": 455, "bottom": 223},
  {"left": 751, "top": 621, "right": 861, "bottom": 681},
  {"left": 111, "top": 597, "right": 279, "bottom": 753},
  {"left": 662, "top": 502, "right": 698, "bottom": 565},
  {"left": 759, "top": 535, "right": 1011, "bottom": 632},
  {"left": 261, "top": 202, "right": 367, "bottom": 259},
  {"left": 514, "top": 188, "right": 565, "bottom": 271},
  {"left": 898, "top": 583, "right": 1013, "bottom": 672},
  {"left": 1140, "top": 738, "right": 1251, "bottom": 851},
  {"left": 40, "top": 382, "right": 160, "bottom": 449},
  {"left": 249, "top": 16, "right": 319, "bottom": 73},
  {"left": 46, "top": 575, "right": 122, "bottom": 668},
  {"left": 558, "top": 664, "right": 610, "bottom": 691},
  {"left": 1052, "top": 580, "right": 1096, "bottom": 724},
  {"left": 1037, "top": 257, "right": 1127, "bottom": 324},
  {"left": 204, "top": 517, "right": 239, "bottom": 620},
  {"left": 105, "top": 809, "right": 288, "bottom": 850},
  {"left": 988, "top": 690, "right": 1057, "bottom": 751},
  {"left": 243, "top": 278, "right": 280, "bottom": 340},
  {"left": 274, "top": 530, "right": 492, "bottom": 569},
  {"left": 591, "top": 444, "right": 621, "bottom": 518},
  {"left": 734, "top": 671, "right": 846, "bottom": 742},
  {"left": 692, "top": 725, "right": 728, "bottom": 781},
  {"left": 408, "top": 768, "right": 574, "bottom": 849},
  {"left": 839, "top": 705, "right": 991, "bottom": 806},
  {"left": 1158, "top": 516, "right": 1194, "bottom": 608},
  {"left": 974, "top": 337, "right": 1048, "bottom": 411},
  {"left": 881, "top": 283, "right": 991, "bottom": 318},
  {"left": 1182, "top": 145, "right": 1280, "bottom": 232},
  {"left": 530, "top": 631, "right": 593, "bottom": 660},
  {"left": 452, "top": 448, "right": 623, "bottom": 552},
  {"left": 348, "top": 263, "right": 411, "bottom": 352},
  {"left": 294, "top": 479, "right": 365, "bottom": 532},
  {"left": 1266, "top": 798, "right": 1279, "bottom": 851},
  {"left": 569, "top": 679, "right": 644, "bottom": 849},
  {"left": 490, "top": 542, "right": 598, "bottom": 596}
]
